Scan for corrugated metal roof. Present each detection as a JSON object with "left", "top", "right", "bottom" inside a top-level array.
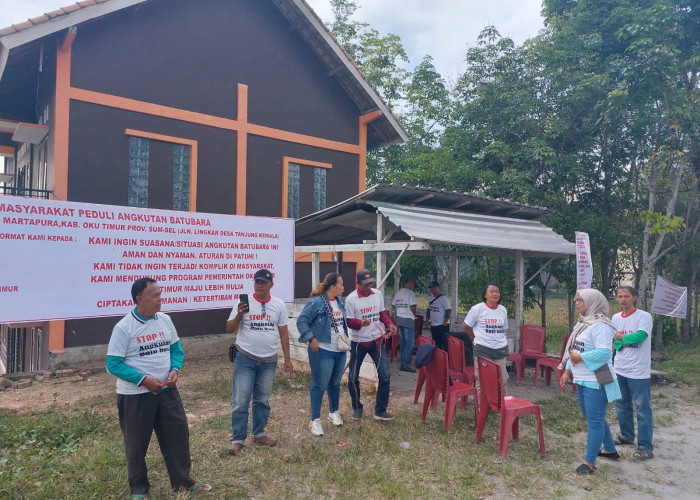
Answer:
[
  {"left": 295, "top": 185, "right": 575, "bottom": 257},
  {"left": 371, "top": 202, "right": 575, "bottom": 256}
]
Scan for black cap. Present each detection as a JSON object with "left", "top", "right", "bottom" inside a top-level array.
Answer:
[
  {"left": 254, "top": 269, "right": 273, "bottom": 283},
  {"left": 356, "top": 268, "right": 376, "bottom": 284},
  {"left": 429, "top": 280, "right": 440, "bottom": 288}
]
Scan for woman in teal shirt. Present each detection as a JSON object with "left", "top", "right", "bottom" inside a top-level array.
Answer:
[{"left": 559, "top": 288, "right": 621, "bottom": 475}]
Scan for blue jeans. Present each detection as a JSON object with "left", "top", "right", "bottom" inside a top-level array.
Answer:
[
  {"left": 398, "top": 325, "right": 415, "bottom": 368},
  {"left": 308, "top": 347, "right": 347, "bottom": 420},
  {"left": 348, "top": 341, "right": 391, "bottom": 414},
  {"left": 231, "top": 353, "right": 277, "bottom": 444},
  {"left": 615, "top": 375, "right": 653, "bottom": 451},
  {"left": 577, "top": 384, "right": 617, "bottom": 464}
]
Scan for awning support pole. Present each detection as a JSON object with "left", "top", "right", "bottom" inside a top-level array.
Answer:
[
  {"left": 514, "top": 250, "right": 525, "bottom": 352},
  {"left": 376, "top": 213, "right": 386, "bottom": 294},
  {"left": 450, "top": 251, "right": 459, "bottom": 330},
  {"left": 378, "top": 243, "right": 410, "bottom": 289},
  {"left": 311, "top": 252, "right": 320, "bottom": 290}
]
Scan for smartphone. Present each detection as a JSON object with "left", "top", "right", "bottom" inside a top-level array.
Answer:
[{"left": 239, "top": 293, "right": 249, "bottom": 312}]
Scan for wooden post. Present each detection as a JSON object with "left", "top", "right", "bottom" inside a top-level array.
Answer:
[
  {"left": 514, "top": 251, "right": 524, "bottom": 353},
  {"left": 450, "top": 252, "right": 459, "bottom": 330}
]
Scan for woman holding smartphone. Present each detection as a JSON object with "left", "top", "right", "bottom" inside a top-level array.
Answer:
[{"left": 296, "top": 273, "right": 348, "bottom": 437}]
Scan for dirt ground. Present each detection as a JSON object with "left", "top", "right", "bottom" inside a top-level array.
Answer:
[{"left": 1, "top": 355, "right": 698, "bottom": 499}]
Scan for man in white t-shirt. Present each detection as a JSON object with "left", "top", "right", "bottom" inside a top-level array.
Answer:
[
  {"left": 346, "top": 269, "right": 398, "bottom": 421},
  {"left": 106, "top": 278, "right": 210, "bottom": 496},
  {"left": 226, "top": 269, "right": 294, "bottom": 456},
  {"left": 426, "top": 281, "right": 451, "bottom": 351},
  {"left": 392, "top": 276, "right": 417, "bottom": 372},
  {"left": 612, "top": 286, "right": 654, "bottom": 460}
]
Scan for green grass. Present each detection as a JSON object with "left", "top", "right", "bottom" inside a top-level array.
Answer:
[
  {"left": 3, "top": 325, "right": 700, "bottom": 499},
  {"left": 653, "top": 337, "right": 700, "bottom": 396}
]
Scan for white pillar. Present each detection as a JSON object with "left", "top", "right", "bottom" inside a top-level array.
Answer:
[
  {"left": 376, "top": 213, "right": 386, "bottom": 295},
  {"left": 311, "top": 252, "right": 320, "bottom": 290}
]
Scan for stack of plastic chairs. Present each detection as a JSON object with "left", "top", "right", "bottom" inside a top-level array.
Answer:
[
  {"left": 506, "top": 324, "right": 547, "bottom": 385},
  {"left": 413, "top": 335, "right": 435, "bottom": 404},
  {"left": 447, "top": 335, "right": 475, "bottom": 385},
  {"left": 533, "top": 334, "right": 577, "bottom": 393},
  {"left": 422, "top": 349, "right": 478, "bottom": 432}
]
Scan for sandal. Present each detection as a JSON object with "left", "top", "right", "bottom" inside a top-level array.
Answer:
[
  {"left": 575, "top": 463, "right": 595, "bottom": 475},
  {"left": 187, "top": 482, "right": 213, "bottom": 493},
  {"left": 597, "top": 450, "right": 620, "bottom": 460},
  {"left": 633, "top": 449, "right": 654, "bottom": 460},
  {"left": 614, "top": 435, "right": 634, "bottom": 445}
]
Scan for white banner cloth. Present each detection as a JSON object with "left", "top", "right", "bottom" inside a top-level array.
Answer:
[
  {"left": 0, "top": 196, "right": 294, "bottom": 323},
  {"left": 650, "top": 276, "right": 687, "bottom": 319},
  {"left": 575, "top": 231, "right": 593, "bottom": 290}
]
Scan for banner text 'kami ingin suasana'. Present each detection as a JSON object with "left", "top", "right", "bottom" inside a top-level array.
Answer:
[{"left": 0, "top": 197, "right": 294, "bottom": 323}]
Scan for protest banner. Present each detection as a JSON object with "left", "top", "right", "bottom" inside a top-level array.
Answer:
[
  {"left": 575, "top": 231, "right": 592, "bottom": 290},
  {"left": 0, "top": 196, "right": 294, "bottom": 323},
  {"left": 650, "top": 276, "right": 688, "bottom": 319}
]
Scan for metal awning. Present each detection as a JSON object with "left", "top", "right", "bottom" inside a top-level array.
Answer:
[
  {"left": 368, "top": 202, "right": 575, "bottom": 257},
  {"left": 295, "top": 185, "right": 575, "bottom": 347},
  {"left": 295, "top": 185, "right": 575, "bottom": 258}
]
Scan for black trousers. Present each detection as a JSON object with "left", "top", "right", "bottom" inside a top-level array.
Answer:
[
  {"left": 117, "top": 387, "right": 195, "bottom": 495},
  {"left": 430, "top": 324, "right": 449, "bottom": 352}
]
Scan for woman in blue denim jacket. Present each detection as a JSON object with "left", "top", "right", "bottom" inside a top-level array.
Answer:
[{"left": 297, "top": 273, "right": 348, "bottom": 437}]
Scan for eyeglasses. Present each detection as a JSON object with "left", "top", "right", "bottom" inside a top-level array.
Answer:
[
  {"left": 261, "top": 302, "right": 266, "bottom": 316},
  {"left": 574, "top": 298, "right": 583, "bottom": 303}
]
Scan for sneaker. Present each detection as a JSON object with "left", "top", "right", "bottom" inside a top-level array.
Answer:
[
  {"left": 373, "top": 411, "right": 395, "bottom": 421},
  {"left": 328, "top": 411, "right": 343, "bottom": 426},
  {"left": 351, "top": 408, "right": 363, "bottom": 420},
  {"left": 400, "top": 366, "right": 417, "bottom": 372},
  {"left": 252, "top": 435, "right": 277, "bottom": 447},
  {"left": 309, "top": 418, "right": 324, "bottom": 436},
  {"left": 228, "top": 442, "right": 244, "bottom": 455}
]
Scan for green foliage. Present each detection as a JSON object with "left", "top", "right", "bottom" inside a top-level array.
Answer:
[
  {"left": 638, "top": 210, "right": 685, "bottom": 234},
  {"left": 323, "top": 0, "right": 699, "bottom": 340}
]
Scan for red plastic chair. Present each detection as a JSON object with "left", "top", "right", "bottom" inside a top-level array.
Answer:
[
  {"left": 448, "top": 335, "right": 475, "bottom": 386},
  {"left": 476, "top": 357, "right": 546, "bottom": 458},
  {"left": 414, "top": 314, "right": 424, "bottom": 342},
  {"left": 413, "top": 335, "right": 435, "bottom": 404},
  {"left": 507, "top": 325, "right": 548, "bottom": 385},
  {"left": 422, "top": 349, "right": 478, "bottom": 431},
  {"left": 533, "top": 335, "right": 577, "bottom": 394}
]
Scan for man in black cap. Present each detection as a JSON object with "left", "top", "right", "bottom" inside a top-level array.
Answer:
[
  {"left": 426, "top": 281, "right": 451, "bottom": 351},
  {"left": 345, "top": 268, "right": 398, "bottom": 421},
  {"left": 225, "top": 269, "right": 294, "bottom": 455}
]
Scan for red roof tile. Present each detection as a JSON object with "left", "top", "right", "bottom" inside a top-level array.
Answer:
[{"left": 0, "top": 1, "right": 106, "bottom": 38}]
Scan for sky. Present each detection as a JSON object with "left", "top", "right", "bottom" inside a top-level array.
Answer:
[{"left": 0, "top": 0, "right": 545, "bottom": 81}]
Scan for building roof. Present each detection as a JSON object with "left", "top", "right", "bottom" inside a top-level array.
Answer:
[
  {"left": 295, "top": 185, "right": 575, "bottom": 258},
  {"left": 0, "top": 0, "right": 407, "bottom": 148}
]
